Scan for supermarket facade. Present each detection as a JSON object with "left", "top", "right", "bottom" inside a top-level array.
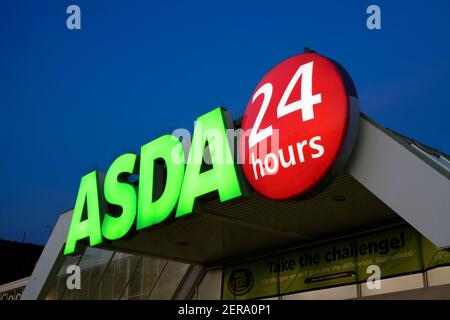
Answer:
[{"left": 15, "top": 52, "right": 450, "bottom": 300}]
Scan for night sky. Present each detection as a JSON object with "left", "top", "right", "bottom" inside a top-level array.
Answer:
[{"left": 1, "top": 0, "right": 449, "bottom": 244}]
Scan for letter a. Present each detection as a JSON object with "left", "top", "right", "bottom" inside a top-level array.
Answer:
[
  {"left": 64, "top": 171, "right": 103, "bottom": 255},
  {"left": 66, "top": 265, "right": 81, "bottom": 290},
  {"left": 366, "top": 5, "right": 381, "bottom": 30},
  {"left": 66, "top": 5, "right": 81, "bottom": 30}
]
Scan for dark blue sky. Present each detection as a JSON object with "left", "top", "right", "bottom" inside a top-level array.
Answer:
[{"left": 1, "top": 0, "right": 449, "bottom": 244}]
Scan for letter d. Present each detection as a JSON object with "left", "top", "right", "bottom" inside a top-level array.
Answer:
[{"left": 137, "top": 135, "right": 185, "bottom": 229}]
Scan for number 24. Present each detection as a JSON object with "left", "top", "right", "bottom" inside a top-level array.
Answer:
[{"left": 248, "top": 61, "right": 322, "bottom": 148}]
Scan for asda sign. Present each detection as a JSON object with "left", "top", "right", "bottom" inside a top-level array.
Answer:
[
  {"left": 64, "top": 52, "right": 359, "bottom": 255},
  {"left": 64, "top": 108, "right": 242, "bottom": 255}
]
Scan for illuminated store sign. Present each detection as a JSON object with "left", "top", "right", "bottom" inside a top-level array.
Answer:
[
  {"left": 64, "top": 52, "right": 358, "bottom": 255},
  {"left": 240, "top": 53, "right": 359, "bottom": 199},
  {"left": 64, "top": 108, "right": 242, "bottom": 255}
]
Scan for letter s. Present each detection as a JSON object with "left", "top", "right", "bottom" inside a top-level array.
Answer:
[{"left": 310, "top": 136, "right": 324, "bottom": 159}]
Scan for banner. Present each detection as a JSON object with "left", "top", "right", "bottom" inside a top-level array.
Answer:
[{"left": 222, "top": 226, "right": 450, "bottom": 300}]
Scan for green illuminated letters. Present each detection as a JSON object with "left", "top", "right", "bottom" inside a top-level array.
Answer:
[
  {"left": 64, "top": 171, "right": 103, "bottom": 255},
  {"left": 137, "top": 135, "right": 185, "bottom": 230},
  {"left": 102, "top": 153, "right": 138, "bottom": 241},
  {"left": 176, "top": 108, "right": 242, "bottom": 217},
  {"left": 64, "top": 108, "right": 243, "bottom": 255}
]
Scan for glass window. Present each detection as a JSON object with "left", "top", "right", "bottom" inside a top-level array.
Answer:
[
  {"left": 92, "top": 252, "right": 141, "bottom": 300},
  {"left": 146, "top": 261, "right": 189, "bottom": 299},
  {"left": 61, "top": 247, "right": 114, "bottom": 300},
  {"left": 122, "top": 257, "right": 144, "bottom": 300},
  {"left": 46, "top": 247, "right": 191, "bottom": 300},
  {"left": 197, "top": 269, "right": 222, "bottom": 300},
  {"left": 45, "top": 252, "right": 82, "bottom": 300}
]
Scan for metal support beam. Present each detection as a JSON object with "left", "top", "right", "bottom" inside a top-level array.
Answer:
[
  {"left": 21, "top": 211, "right": 72, "bottom": 300},
  {"left": 172, "top": 264, "right": 205, "bottom": 300},
  {"left": 347, "top": 116, "right": 450, "bottom": 249}
]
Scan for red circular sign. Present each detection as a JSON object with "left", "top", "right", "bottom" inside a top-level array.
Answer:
[{"left": 240, "top": 53, "right": 358, "bottom": 199}]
